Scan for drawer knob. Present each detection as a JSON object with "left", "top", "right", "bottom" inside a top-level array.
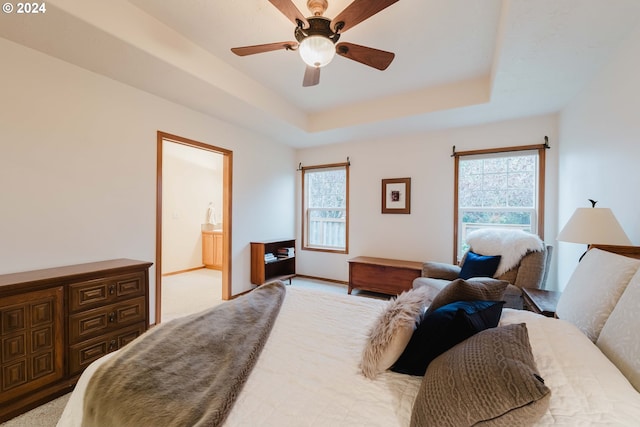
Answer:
[
  {"left": 108, "top": 339, "right": 117, "bottom": 351},
  {"left": 108, "top": 312, "right": 116, "bottom": 323},
  {"left": 109, "top": 284, "right": 116, "bottom": 295}
]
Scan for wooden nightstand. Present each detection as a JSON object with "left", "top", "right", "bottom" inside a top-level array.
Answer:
[{"left": 522, "top": 288, "right": 562, "bottom": 318}]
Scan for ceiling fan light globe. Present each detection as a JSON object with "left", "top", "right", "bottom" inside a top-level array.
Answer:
[{"left": 299, "top": 36, "right": 335, "bottom": 68}]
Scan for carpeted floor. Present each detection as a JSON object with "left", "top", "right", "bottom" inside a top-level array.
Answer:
[
  {"left": 1, "top": 273, "right": 386, "bottom": 426},
  {"left": 1, "top": 394, "right": 70, "bottom": 427},
  {"left": 161, "top": 268, "right": 225, "bottom": 322}
]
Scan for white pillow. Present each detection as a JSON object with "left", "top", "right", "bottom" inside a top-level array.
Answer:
[
  {"left": 556, "top": 249, "right": 640, "bottom": 342},
  {"left": 360, "top": 286, "right": 437, "bottom": 379},
  {"left": 597, "top": 268, "right": 640, "bottom": 392}
]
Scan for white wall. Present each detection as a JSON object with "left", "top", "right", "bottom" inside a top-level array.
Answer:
[
  {"left": 0, "top": 38, "right": 296, "bottom": 319},
  {"left": 557, "top": 22, "right": 640, "bottom": 289},
  {"left": 296, "top": 114, "right": 560, "bottom": 289}
]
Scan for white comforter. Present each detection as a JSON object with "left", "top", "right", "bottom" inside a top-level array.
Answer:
[
  {"left": 57, "top": 287, "right": 640, "bottom": 426},
  {"left": 500, "top": 309, "right": 640, "bottom": 425}
]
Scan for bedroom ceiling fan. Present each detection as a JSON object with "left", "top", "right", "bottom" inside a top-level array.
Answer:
[{"left": 231, "top": 0, "right": 400, "bottom": 87}]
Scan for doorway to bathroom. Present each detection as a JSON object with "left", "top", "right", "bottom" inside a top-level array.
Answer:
[{"left": 155, "top": 131, "right": 232, "bottom": 324}]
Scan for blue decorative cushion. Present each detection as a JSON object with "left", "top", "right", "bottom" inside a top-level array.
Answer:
[
  {"left": 459, "top": 251, "right": 501, "bottom": 279},
  {"left": 390, "top": 300, "right": 505, "bottom": 376}
]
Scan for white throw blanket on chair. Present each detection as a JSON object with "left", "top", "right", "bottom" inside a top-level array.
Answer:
[{"left": 466, "top": 228, "right": 544, "bottom": 277}]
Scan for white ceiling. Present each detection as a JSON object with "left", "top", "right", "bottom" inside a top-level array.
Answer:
[{"left": 1, "top": 0, "right": 639, "bottom": 147}]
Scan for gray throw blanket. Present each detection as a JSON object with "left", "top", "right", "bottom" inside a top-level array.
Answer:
[{"left": 82, "top": 281, "right": 286, "bottom": 427}]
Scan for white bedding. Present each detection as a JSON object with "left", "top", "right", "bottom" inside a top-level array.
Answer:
[
  {"left": 499, "top": 310, "right": 640, "bottom": 425},
  {"left": 57, "top": 287, "right": 640, "bottom": 426}
]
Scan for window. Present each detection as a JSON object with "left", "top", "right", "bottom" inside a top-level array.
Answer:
[
  {"left": 454, "top": 145, "right": 546, "bottom": 261},
  {"left": 301, "top": 162, "right": 349, "bottom": 253}
]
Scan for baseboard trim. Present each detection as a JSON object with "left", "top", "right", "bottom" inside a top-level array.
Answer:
[
  {"left": 162, "top": 266, "right": 205, "bottom": 276},
  {"left": 294, "top": 274, "right": 348, "bottom": 286}
]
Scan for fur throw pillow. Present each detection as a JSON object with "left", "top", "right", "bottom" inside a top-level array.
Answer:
[{"left": 361, "top": 286, "right": 438, "bottom": 379}]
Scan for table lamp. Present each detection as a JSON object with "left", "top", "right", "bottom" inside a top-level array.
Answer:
[{"left": 557, "top": 199, "right": 631, "bottom": 260}]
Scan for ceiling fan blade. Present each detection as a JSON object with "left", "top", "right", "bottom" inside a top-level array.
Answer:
[
  {"left": 268, "top": 0, "right": 309, "bottom": 27},
  {"left": 303, "top": 66, "right": 320, "bottom": 87},
  {"left": 336, "top": 42, "right": 395, "bottom": 70},
  {"left": 332, "top": 0, "right": 400, "bottom": 33},
  {"left": 231, "top": 41, "right": 298, "bottom": 56}
]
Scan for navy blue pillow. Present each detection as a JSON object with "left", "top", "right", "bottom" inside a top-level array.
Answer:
[
  {"left": 458, "top": 251, "right": 501, "bottom": 279},
  {"left": 390, "top": 300, "right": 505, "bottom": 376}
]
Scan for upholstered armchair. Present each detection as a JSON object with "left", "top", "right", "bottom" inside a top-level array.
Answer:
[{"left": 413, "top": 229, "right": 553, "bottom": 309}]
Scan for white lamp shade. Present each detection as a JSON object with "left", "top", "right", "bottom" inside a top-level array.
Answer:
[
  {"left": 299, "top": 36, "right": 336, "bottom": 68},
  {"left": 557, "top": 208, "right": 631, "bottom": 245}
]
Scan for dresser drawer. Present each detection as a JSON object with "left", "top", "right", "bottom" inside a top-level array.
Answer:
[
  {"left": 68, "top": 272, "right": 146, "bottom": 313},
  {"left": 0, "top": 287, "right": 64, "bottom": 400},
  {"left": 68, "top": 296, "right": 146, "bottom": 344},
  {"left": 68, "top": 322, "right": 146, "bottom": 376}
]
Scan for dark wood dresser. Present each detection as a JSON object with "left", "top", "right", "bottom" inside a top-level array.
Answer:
[{"left": 0, "top": 259, "right": 152, "bottom": 422}]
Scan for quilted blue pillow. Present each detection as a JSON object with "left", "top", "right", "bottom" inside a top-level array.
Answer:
[
  {"left": 459, "top": 250, "right": 501, "bottom": 279},
  {"left": 391, "top": 300, "right": 505, "bottom": 376}
]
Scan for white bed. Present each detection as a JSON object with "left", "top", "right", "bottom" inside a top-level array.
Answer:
[{"left": 58, "top": 270, "right": 640, "bottom": 426}]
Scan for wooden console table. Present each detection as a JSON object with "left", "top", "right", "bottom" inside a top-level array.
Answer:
[{"left": 348, "top": 256, "right": 423, "bottom": 296}]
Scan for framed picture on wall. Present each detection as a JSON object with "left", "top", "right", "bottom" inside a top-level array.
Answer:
[{"left": 382, "top": 177, "right": 411, "bottom": 214}]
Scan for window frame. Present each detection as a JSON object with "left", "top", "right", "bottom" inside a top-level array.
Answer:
[
  {"left": 300, "top": 162, "right": 350, "bottom": 254},
  {"left": 453, "top": 144, "right": 547, "bottom": 263}
]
